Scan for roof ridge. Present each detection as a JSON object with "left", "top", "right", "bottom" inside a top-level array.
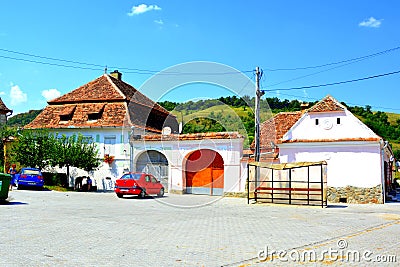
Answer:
[{"left": 105, "top": 74, "right": 127, "bottom": 100}]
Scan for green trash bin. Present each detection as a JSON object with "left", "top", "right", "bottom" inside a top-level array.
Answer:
[{"left": 0, "top": 173, "right": 11, "bottom": 201}]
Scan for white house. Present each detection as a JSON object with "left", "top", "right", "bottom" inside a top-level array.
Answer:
[
  {"left": 130, "top": 132, "right": 245, "bottom": 196},
  {"left": 25, "top": 71, "right": 178, "bottom": 190},
  {"left": 258, "top": 95, "right": 394, "bottom": 203}
]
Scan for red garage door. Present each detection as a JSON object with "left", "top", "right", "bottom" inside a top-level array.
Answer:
[{"left": 185, "top": 149, "right": 224, "bottom": 196}]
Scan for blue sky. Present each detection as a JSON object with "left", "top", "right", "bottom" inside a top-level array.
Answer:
[{"left": 0, "top": 0, "right": 399, "bottom": 115}]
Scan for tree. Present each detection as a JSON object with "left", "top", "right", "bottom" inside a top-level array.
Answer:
[
  {"left": 54, "top": 134, "right": 101, "bottom": 179},
  {"left": 10, "top": 130, "right": 101, "bottom": 180},
  {"left": 10, "top": 129, "right": 56, "bottom": 170}
]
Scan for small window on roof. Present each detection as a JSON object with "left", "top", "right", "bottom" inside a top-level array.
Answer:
[
  {"left": 59, "top": 105, "right": 76, "bottom": 122},
  {"left": 87, "top": 104, "right": 105, "bottom": 121}
]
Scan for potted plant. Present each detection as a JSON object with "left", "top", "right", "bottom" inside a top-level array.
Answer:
[{"left": 103, "top": 154, "right": 115, "bottom": 165}]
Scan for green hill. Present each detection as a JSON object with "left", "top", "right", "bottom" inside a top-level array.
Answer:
[{"left": 7, "top": 109, "right": 42, "bottom": 127}]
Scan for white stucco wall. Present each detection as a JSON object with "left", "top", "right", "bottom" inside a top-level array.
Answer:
[
  {"left": 284, "top": 110, "right": 379, "bottom": 142},
  {"left": 279, "top": 141, "right": 382, "bottom": 187},
  {"left": 48, "top": 128, "right": 131, "bottom": 190},
  {"left": 131, "top": 137, "right": 245, "bottom": 194},
  {"left": 279, "top": 108, "right": 385, "bottom": 188}
]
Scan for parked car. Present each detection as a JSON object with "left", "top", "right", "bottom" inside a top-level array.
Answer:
[
  {"left": 114, "top": 173, "right": 164, "bottom": 198},
  {"left": 15, "top": 167, "right": 44, "bottom": 190}
]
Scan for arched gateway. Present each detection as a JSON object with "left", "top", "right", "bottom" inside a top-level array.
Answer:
[
  {"left": 184, "top": 149, "right": 224, "bottom": 196},
  {"left": 136, "top": 150, "right": 169, "bottom": 191}
]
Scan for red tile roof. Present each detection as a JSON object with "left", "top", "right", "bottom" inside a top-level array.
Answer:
[
  {"left": 140, "top": 132, "right": 244, "bottom": 141},
  {"left": 254, "top": 112, "right": 302, "bottom": 149},
  {"left": 307, "top": 95, "right": 345, "bottom": 113},
  {"left": 256, "top": 95, "right": 381, "bottom": 146},
  {"left": 0, "top": 97, "right": 12, "bottom": 114},
  {"left": 25, "top": 74, "right": 177, "bottom": 132}
]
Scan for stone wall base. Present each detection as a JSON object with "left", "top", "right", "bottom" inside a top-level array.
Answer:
[
  {"left": 328, "top": 185, "right": 383, "bottom": 204},
  {"left": 223, "top": 192, "right": 247, "bottom": 198},
  {"left": 169, "top": 189, "right": 184, "bottom": 195}
]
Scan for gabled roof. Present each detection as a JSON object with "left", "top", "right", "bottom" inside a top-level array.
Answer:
[
  {"left": 25, "top": 74, "right": 177, "bottom": 132},
  {"left": 257, "top": 95, "right": 382, "bottom": 147},
  {"left": 307, "top": 95, "right": 345, "bottom": 113},
  {"left": 0, "top": 97, "right": 12, "bottom": 114}
]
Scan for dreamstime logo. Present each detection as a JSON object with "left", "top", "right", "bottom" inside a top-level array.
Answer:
[
  {"left": 257, "top": 239, "right": 397, "bottom": 263},
  {"left": 122, "top": 61, "right": 274, "bottom": 208}
]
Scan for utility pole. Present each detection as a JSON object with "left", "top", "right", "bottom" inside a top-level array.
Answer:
[{"left": 254, "top": 67, "right": 263, "bottom": 162}]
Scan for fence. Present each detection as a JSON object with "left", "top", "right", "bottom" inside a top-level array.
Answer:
[{"left": 247, "top": 161, "right": 327, "bottom": 207}]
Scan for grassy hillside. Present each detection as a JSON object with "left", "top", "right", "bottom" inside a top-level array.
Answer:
[
  {"left": 7, "top": 109, "right": 42, "bottom": 127},
  {"left": 386, "top": 112, "right": 400, "bottom": 125}
]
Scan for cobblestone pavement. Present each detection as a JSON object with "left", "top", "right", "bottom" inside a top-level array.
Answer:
[{"left": 1, "top": 189, "right": 399, "bottom": 266}]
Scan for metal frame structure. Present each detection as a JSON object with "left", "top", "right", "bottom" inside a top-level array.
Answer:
[{"left": 247, "top": 161, "right": 327, "bottom": 207}]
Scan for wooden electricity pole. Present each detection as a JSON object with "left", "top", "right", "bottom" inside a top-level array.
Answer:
[{"left": 254, "top": 67, "right": 264, "bottom": 162}]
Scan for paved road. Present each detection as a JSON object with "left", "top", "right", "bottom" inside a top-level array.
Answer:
[{"left": 1, "top": 189, "right": 399, "bottom": 266}]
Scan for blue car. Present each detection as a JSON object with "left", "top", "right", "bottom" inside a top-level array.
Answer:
[{"left": 15, "top": 167, "right": 44, "bottom": 189}]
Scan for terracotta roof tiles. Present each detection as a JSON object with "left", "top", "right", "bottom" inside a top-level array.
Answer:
[
  {"left": 25, "top": 74, "right": 177, "bottom": 132},
  {"left": 0, "top": 97, "right": 12, "bottom": 114},
  {"left": 140, "top": 132, "right": 243, "bottom": 141},
  {"left": 307, "top": 95, "right": 345, "bottom": 113},
  {"left": 254, "top": 112, "right": 302, "bottom": 149}
]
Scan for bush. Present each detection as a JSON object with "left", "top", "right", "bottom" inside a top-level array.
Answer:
[{"left": 42, "top": 172, "right": 68, "bottom": 187}]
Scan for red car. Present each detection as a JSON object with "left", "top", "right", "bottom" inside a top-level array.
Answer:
[{"left": 114, "top": 173, "right": 164, "bottom": 198}]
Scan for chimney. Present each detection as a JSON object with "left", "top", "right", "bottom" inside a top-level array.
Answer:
[
  {"left": 110, "top": 70, "right": 122, "bottom": 80},
  {"left": 300, "top": 102, "right": 309, "bottom": 113}
]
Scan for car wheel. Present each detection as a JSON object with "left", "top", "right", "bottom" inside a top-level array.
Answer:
[
  {"left": 139, "top": 189, "right": 146, "bottom": 198},
  {"left": 117, "top": 193, "right": 123, "bottom": 198},
  {"left": 157, "top": 188, "right": 164, "bottom": 197}
]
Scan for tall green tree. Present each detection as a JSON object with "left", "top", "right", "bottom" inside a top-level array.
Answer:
[
  {"left": 10, "top": 129, "right": 56, "bottom": 170},
  {"left": 11, "top": 130, "right": 101, "bottom": 177},
  {"left": 54, "top": 134, "right": 101, "bottom": 179}
]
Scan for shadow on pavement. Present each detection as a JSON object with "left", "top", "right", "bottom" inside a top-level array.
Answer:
[
  {"left": 326, "top": 204, "right": 348, "bottom": 208},
  {"left": 0, "top": 200, "right": 28, "bottom": 205}
]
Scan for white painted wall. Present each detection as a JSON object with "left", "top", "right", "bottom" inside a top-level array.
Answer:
[
  {"left": 279, "top": 109, "right": 384, "bottom": 188},
  {"left": 279, "top": 141, "right": 382, "bottom": 187},
  {"left": 131, "top": 137, "right": 245, "bottom": 194},
  {"left": 284, "top": 110, "right": 379, "bottom": 141},
  {"left": 48, "top": 128, "right": 131, "bottom": 190}
]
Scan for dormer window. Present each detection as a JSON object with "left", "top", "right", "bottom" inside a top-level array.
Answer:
[
  {"left": 87, "top": 104, "right": 105, "bottom": 122},
  {"left": 59, "top": 105, "right": 76, "bottom": 122}
]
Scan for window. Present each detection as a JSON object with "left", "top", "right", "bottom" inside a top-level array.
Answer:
[
  {"left": 83, "top": 135, "right": 93, "bottom": 143},
  {"left": 315, "top": 119, "right": 319, "bottom": 125},
  {"left": 104, "top": 136, "right": 116, "bottom": 155},
  {"left": 59, "top": 105, "right": 76, "bottom": 122},
  {"left": 87, "top": 104, "right": 105, "bottom": 121},
  {"left": 337, "top": 118, "right": 341, "bottom": 124},
  {"left": 145, "top": 176, "right": 151, "bottom": 182}
]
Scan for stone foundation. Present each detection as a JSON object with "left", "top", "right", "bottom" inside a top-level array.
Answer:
[
  {"left": 168, "top": 189, "right": 184, "bottom": 195},
  {"left": 223, "top": 192, "right": 247, "bottom": 198},
  {"left": 327, "top": 185, "right": 383, "bottom": 204}
]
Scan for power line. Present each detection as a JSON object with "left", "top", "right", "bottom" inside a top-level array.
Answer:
[
  {"left": 0, "top": 47, "right": 253, "bottom": 75},
  {"left": 273, "top": 92, "right": 400, "bottom": 112},
  {"left": 0, "top": 54, "right": 101, "bottom": 71},
  {"left": 264, "top": 46, "right": 400, "bottom": 71},
  {"left": 263, "top": 69, "right": 400, "bottom": 92}
]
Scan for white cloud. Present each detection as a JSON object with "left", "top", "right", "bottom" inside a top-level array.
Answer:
[
  {"left": 128, "top": 4, "right": 161, "bottom": 16},
  {"left": 10, "top": 84, "right": 27, "bottom": 106},
  {"left": 0, "top": 91, "right": 5, "bottom": 95},
  {"left": 359, "top": 17, "right": 383, "bottom": 28},
  {"left": 154, "top": 19, "right": 164, "bottom": 25},
  {"left": 42, "top": 88, "right": 61, "bottom": 101}
]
